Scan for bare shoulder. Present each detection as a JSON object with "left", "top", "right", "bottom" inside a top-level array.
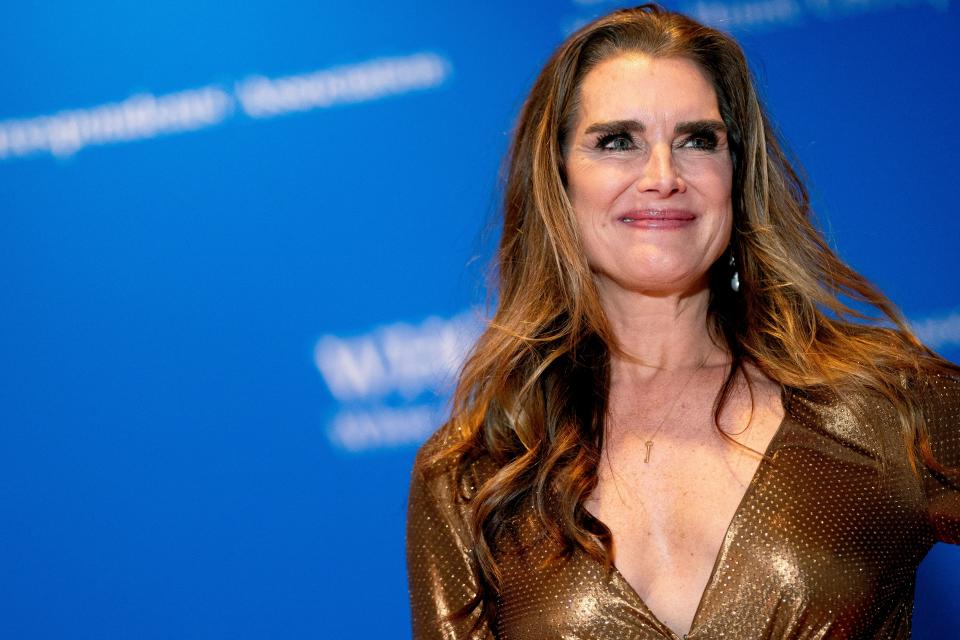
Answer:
[
  {"left": 740, "top": 360, "right": 784, "bottom": 395},
  {"left": 724, "top": 360, "right": 787, "bottom": 421}
]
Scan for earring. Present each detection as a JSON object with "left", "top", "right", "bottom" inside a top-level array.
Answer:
[{"left": 729, "top": 253, "right": 740, "bottom": 292}]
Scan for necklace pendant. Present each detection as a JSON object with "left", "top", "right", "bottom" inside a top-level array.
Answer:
[{"left": 644, "top": 440, "right": 653, "bottom": 463}]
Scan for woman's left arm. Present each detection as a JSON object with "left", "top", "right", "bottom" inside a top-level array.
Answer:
[{"left": 920, "top": 373, "right": 960, "bottom": 544}]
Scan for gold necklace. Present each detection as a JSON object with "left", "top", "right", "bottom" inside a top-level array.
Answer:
[{"left": 638, "top": 356, "right": 709, "bottom": 463}]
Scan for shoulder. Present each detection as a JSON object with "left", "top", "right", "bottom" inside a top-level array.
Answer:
[
  {"left": 782, "top": 365, "right": 960, "bottom": 462},
  {"left": 910, "top": 365, "right": 960, "bottom": 448},
  {"left": 410, "top": 423, "right": 499, "bottom": 511},
  {"left": 786, "top": 362, "right": 960, "bottom": 417},
  {"left": 910, "top": 365, "right": 960, "bottom": 404}
]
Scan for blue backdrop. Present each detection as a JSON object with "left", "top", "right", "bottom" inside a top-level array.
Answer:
[{"left": 2, "top": 1, "right": 959, "bottom": 638}]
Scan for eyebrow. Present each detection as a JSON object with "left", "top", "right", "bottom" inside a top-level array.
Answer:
[
  {"left": 675, "top": 119, "right": 727, "bottom": 136},
  {"left": 582, "top": 119, "right": 727, "bottom": 136},
  {"left": 583, "top": 119, "right": 644, "bottom": 137}
]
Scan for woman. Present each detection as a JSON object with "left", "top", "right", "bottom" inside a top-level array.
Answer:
[{"left": 406, "top": 5, "right": 960, "bottom": 639}]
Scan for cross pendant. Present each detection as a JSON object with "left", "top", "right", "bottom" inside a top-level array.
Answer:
[{"left": 644, "top": 440, "right": 653, "bottom": 463}]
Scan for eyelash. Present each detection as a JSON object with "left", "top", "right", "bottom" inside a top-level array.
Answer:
[
  {"left": 594, "top": 130, "right": 720, "bottom": 152},
  {"left": 683, "top": 130, "right": 719, "bottom": 151},
  {"left": 595, "top": 132, "right": 636, "bottom": 151}
]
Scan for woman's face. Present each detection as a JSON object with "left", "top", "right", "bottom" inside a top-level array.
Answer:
[{"left": 564, "top": 54, "right": 734, "bottom": 299}]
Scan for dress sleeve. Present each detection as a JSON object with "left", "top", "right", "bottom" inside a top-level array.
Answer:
[
  {"left": 920, "top": 373, "right": 960, "bottom": 544},
  {"left": 406, "top": 461, "right": 493, "bottom": 640}
]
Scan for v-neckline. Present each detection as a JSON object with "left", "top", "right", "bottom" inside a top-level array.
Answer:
[{"left": 606, "top": 384, "right": 795, "bottom": 640}]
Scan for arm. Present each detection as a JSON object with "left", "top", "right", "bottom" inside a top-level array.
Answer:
[
  {"left": 406, "top": 462, "right": 493, "bottom": 640},
  {"left": 920, "top": 373, "right": 960, "bottom": 544}
]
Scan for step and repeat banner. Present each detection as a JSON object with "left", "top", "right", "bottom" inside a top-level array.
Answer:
[{"left": 3, "top": 1, "right": 958, "bottom": 637}]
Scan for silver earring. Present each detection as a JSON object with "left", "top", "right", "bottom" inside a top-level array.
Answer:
[{"left": 729, "top": 254, "right": 740, "bottom": 292}]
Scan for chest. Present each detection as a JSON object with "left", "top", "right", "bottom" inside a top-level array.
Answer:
[
  {"left": 586, "top": 416, "right": 782, "bottom": 636},
  {"left": 493, "top": 392, "right": 932, "bottom": 639}
]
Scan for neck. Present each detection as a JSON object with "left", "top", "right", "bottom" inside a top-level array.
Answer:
[{"left": 598, "top": 279, "right": 730, "bottom": 382}]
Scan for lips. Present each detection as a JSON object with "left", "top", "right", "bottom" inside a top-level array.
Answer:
[{"left": 618, "top": 209, "right": 696, "bottom": 223}]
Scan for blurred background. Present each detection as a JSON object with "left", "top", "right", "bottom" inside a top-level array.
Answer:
[{"left": 2, "top": 1, "right": 958, "bottom": 637}]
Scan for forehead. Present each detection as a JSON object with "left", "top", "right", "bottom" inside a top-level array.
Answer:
[{"left": 575, "top": 54, "right": 721, "bottom": 127}]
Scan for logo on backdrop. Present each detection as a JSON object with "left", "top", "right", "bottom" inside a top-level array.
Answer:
[
  {"left": 314, "top": 310, "right": 483, "bottom": 453},
  {"left": 0, "top": 52, "right": 451, "bottom": 161}
]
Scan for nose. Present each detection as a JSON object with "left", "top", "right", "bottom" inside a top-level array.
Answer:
[{"left": 636, "top": 143, "right": 684, "bottom": 196}]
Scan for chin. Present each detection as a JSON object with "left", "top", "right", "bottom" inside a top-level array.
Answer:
[{"left": 602, "top": 270, "right": 709, "bottom": 297}]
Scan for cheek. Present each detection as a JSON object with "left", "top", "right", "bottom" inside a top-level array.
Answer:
[
  {"left": 682, "top": 158, "right": 733, "bottom": 211},
  {"left": 708, "top": 175, "right": 735, "bottom": 251},
  {"left": 566, "top": 162, "right": 632, "bottom": 218}
]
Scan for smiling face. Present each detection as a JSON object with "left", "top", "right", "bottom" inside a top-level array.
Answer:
[{"left": 564, "top": 53, "right": 734, "bottom": 300}]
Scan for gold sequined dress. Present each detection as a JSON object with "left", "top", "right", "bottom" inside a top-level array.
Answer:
[{"left": 406, "top": 374, "right": 960, "bottom": 639}]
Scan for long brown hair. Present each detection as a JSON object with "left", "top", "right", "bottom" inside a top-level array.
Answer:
[{"left": 428, "top": 3, "right": 958, "bottom": 629}]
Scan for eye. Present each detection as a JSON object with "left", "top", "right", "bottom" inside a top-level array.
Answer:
[
  {"left": 596, "top": 132, "right": 636, "bottom": 152},
  {"left": 678, "top": 130, "right": 719, "bottom": 151}
]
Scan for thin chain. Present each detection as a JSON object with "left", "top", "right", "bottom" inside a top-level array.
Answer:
[{"left": 639, "top": 355, "right": 710, "bottom": 463}]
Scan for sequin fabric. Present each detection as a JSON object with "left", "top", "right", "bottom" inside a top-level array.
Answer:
[{"left": 406, "top": 373, "right": 960, "bottom": 639}]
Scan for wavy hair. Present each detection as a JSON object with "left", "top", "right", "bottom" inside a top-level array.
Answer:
[{"left": 428, "top": 3, "right": 959, "bottom": 629}]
